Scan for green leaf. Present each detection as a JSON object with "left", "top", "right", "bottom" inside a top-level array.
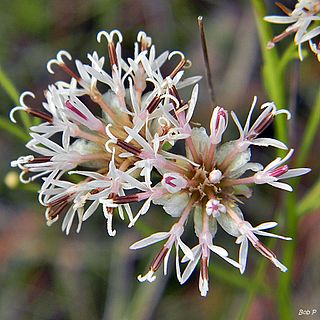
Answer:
[
  {"left": 0, "top": 115, "right": 29, "bottom": 142},
  {"left": 297, "top": 178, "right": 320, "bottom": 217},
  {"left": 0, "top": 65, "right": 31, "bottom": 129},
  {"left": 296, "top": 88, "right": 320, "bottom": 168}
]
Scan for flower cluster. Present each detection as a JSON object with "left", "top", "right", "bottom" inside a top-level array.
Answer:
[
  {"left": 10, "top": 29, "right": 310, "bottom": 296},
  {"left": 264, "top": 0, "right": 320, "bottom": 61}
]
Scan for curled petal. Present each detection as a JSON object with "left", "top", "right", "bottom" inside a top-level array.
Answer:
[
  {"left": 47, "top": 50, "right": 72, "bottom": 74},
  {"left": 97, "top": 30, "right": 123, "bottom": 43},
  {"left": 137, "top": 270, "right": 156, "bottom": 282}
]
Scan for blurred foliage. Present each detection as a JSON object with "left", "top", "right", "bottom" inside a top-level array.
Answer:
[{"left": 1, "top": 1, "right": 320, "bottom": 320}]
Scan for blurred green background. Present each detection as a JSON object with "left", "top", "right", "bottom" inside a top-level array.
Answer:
[{"left": 0, "top": 0, "right": 319, "bottom": 319}]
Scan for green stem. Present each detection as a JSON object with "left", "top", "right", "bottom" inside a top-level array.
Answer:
[
  {"left": 238, "top": 238, "right": 275, "bottom": 320},
  {"left": 0, "top": 65, "right": 31, "bottom": 129},
  {"left": 297, "top": 177, "right": 320, "bottom": 217},
  {"left": 251, "top": 0, "right": 288, "bottom": 147},
  {"left": 0, "top": 115, "right": 29, "bottom": 142},
  {"left": 277, "top": 192, "right": 296, "bottom": 320},
  {"left": 296, "top": 87, "right": 320, "bottom": 168},
  {"left": 0, "top": 65, "right": 19, "bottom": 104}
]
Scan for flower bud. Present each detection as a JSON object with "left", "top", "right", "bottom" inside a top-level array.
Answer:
[
  {"left": 208, "top": 169, "right": 222, "bottom": 184},
  {"left": 209, "top": 107, "right": 228, "bottom": 144},
  {"left": 162, "top": 172, "right": 188, "bottom": 193}
]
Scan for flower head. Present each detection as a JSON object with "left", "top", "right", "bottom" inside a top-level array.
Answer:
[
  {"left": 264, "top": 0, "right": 320, "bottom": 60},
  {"left": 10, "top": 28, "right": 310, "bottom": 297}
]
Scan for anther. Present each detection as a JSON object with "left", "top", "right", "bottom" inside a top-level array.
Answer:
[
  {"left": 146, "top": 95, "right": 162, "bottom": 113},
  {"left": 168, "top": 51, "right": 187, "bottom": 79},
  {"left": 28, "top": 156, "right": 52, "bottom": 164},
  {"left": 47, "top": 202, "right": 69, "bottom": 220},
  {"left": 254, "top": 241, "right": 276, "bottom": 259},
  {"left": 269, "top": 165, "right": 289, "bottom": 178},
  {"left": 275, "top": 2, "right": 292, "bottom": 15},
  {"left": 116, "top": 139, "right": 141, "bottom": 156},
  {"left": 150, "top": 247, "right": 169, "bottom": 272},
  {"left": 247, "top": 112, "right": 274, "bottom": 140},
  {"left": 200, "top": 256, "right": 209, "bottom": 281},
  {"left": 169, "top": 86, "right": 183, "bottom": 109},
  {"left": 65, "top": 100, "right": 88, "bottom": 120},
  {"left": 27, "top": 109, "right": 53, "bottom": 123},
  {"left": 113, "top": 194, "right": 140, "bottom": 204}
]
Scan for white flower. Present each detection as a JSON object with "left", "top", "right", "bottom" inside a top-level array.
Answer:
[
  {"left": 236, "top": 221, "right": 291, "bottom": 273},
  {"left": 181, "top": 207, "right": 240, "bottom": 296},
  {"left": 161, "top": 172, "right": 188, "bottom": 193},
  {"left": 264, "top": 0, "right": 320, "bottom": 60},
  {"left": 231, "top": 96, "right": 290, "bottom": 151},
  {"left": 205, "top": 199, "right": 226, "bottom": 217},
  {"left": 130, "top": 223, "right": 193, "bottom": 282},
  {"left": 254, "top": 149, "right": 311, "bottom": 191}
]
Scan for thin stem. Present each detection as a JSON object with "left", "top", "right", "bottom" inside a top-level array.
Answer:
[
  {"left": 222, "top": 176, "right": 254, "bottom": 187},
  {"left": 198, "top": 16, "right": 215, "bottom": 106},
  {"left": 185, "top": 136, "right": 201, "bottom": 164},
  {"left": 251, "top": 0, "right": 288, "bottom": 149}
]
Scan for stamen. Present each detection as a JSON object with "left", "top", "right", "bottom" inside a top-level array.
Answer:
[
  {"left": 200, "top": 256, "right": 209, "bottom": 281},
  {"left": 247, "top": 112, "right": 274, "bottom": 140},
  {"left": 254, "top": 240, "right": 276, "bottom": 259},
  {"left": 113, "top": 194, "right": 140, "bottom": 204},
  {"left": 116, "top": 139, "right": 141, "bottom": 156},
  {"left": 47, "top": 202, "right": 69, "bottom": 220},
  {"left": 275, "top": 2, "right": 292, "bottom": 15},
  {"left": 97, "top": 30, "right": 123, "bottom": 66},
  {"left": 146, "top": 95, "right": 162, "bottom": 113},
  {"left": 59, "top": 63, "right": 81, "bottom": 81},
  {"left": 268, "top": 28, "right": 296, "bottom": 48},
  {"left": 164, "top": 176, "right": 177, "bottom": 187},
  {"left": 150, "top": 247, "right": 170, "bottom": 272},
  {"left": 269, "top": 165, "right": 289, "bottom": 177},
  {"left": 169, "top": 86, "right": 183, "bottom": 109},
  {"left": 47, "top": 194, "right": 71, "bottom": 208},
  {"left": 168, "top": 51, "right": 187, "bottom": 79},
  {"left": 28, "top": 156, "right": 52, "bottom": 164},
  {"left": 65, "top": 100, "right": 88, "bottom": 120}
]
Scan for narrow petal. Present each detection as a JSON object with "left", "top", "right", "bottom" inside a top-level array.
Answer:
[
  {"left": 129, "top": 232, "right": 169, "bottom": 249},
  {"left": 254, "top": 230, "right": 292, "bottom": 240},
  {"left": 180, "top": 248, "right": 201, "bottom": 284},
  {"left": 207, "top": 244, "right": 228, "bottom": 257},
  {"left": 300, "top": 26, "right": 320, "bottom": 43},
  {"left": 254, "top": 221, "right": 278, "bottom": 230},
  {"left": 239, "top": 238, "right": 248, "bottom": 274},
  {"left": 250, "top": 138, "right": 287, "bottom": 150},
  {"left": 268, "top": 181, "right": 293, "bottom": 191},
  {"left": 263, "top": 16, "right": 298, "bottom": 24},
  {"left": 177, "top": 238, "right": 194, "bottom": 261},
  {"left": 279, "top": 168, "right": 311, "bottom": 179}
]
